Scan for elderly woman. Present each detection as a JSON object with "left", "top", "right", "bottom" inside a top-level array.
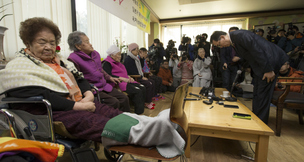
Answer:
[
  {"left": 0, "top": 17, "right": 122, "bottom": 142},
  {"left": 123, "top": 43, "right": 156, "bottom": 109},
  {"left": 67, "top": 31, "right": 130, "bottom": 112},
  {"left": 192, "top": 48, "right": 212, "bottom": 87},
  {"left": 102, "top": 45, "right": 147, "bottom": 114}
]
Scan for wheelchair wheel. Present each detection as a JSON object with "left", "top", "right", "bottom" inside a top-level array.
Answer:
[{"left": 103, "top": 148, "right": 124, "bottom": 162}]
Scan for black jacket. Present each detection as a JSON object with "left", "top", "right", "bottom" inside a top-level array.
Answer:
[{"left": 230, "top": 30, "right": 289, "bottom": 77}]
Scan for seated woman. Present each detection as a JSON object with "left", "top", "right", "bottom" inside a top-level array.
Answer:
[
  {"left": 67, "top": 31, "right": 130, "bottom": 112},
  {"left": 138, "top": 47, "right": 164, "bottom": 100},
  {"left": 178, "top": 53, "right": 194, "bottom": 85},
  {"left": 157, "top": 60, "right": 176, "bottom": 92},
  {"left": 102, "top": 45, "right": 147, "bottom": 113},
  {"left": 192, "top": 48, "right": 212, "bottom": 87},
  {"left": 0, "top": 17, "right": 121, "bottom": 142},
  {"left": 123, "top": 43, "right": 156, "bottom": 109},
  {"left": 0, "top": 18, "right": 185, "bottom": 159}
]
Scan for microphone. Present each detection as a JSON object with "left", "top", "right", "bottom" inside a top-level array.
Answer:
[
  {"left": 189, "top": 92, "right": 203, "bottom": 98},
  {"left": 226, "top": 70, "right": 242, "bottom": 102},
  {"left": 184, "top": 98, "right": 201, "bottom": 101}
]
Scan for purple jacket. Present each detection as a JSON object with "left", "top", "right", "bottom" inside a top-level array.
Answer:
[
  {"left": 103, "top": 56, "right": 137, "bottom": 91},
  {"left": 68, "top": 50, "right": 113, "bottom": 92}
]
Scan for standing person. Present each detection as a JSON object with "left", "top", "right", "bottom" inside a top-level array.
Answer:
[
  {"left": 178, "top": 53, "right": 194, "bottom": 85},
  {"left": 124, "top": 43, "right": 156, "bottom": 109},
  {"left": 148, "top": 38, "right": 166, "bottom": 68},
  {"left": 67, "top": 31, "right": 130, "bottom": 112},
  {"left": 192, "top": 48, "right": 212, "bottom": 87},
  {"left": 179, "top": 37, "right": 195, "bottom": 61},
  {"left": 220, "top": 27, "right": 242, "bottom": 92},
  {"left": 169, "top": 54, "right": 182, "bottom": 88},
  {"left": 210, "top": 30, "right": 289, "bottom": 124}
]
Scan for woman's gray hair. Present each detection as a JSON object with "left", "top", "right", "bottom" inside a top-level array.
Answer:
[{"left": 68, "top": 31, "right": 86, "bottom": 51}]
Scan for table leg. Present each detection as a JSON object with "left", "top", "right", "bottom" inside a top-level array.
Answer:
[
  {"left": 185, "top": 129, "right": 191, "bottom": 158},
  {"left": 255, "top": 135, "right": 269, "bottom": 162}
]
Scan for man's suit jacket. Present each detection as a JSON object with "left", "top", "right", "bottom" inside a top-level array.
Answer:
[{"left": 230, "top": 30, "right": 289, "bottom": 77}]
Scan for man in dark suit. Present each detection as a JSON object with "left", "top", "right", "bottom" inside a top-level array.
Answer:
[{"left": 210, "top": 30, "right": 289, "bottom": 124}]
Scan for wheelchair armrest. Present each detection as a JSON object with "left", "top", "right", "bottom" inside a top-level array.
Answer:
[{"left": 2, "top": 96, "right": 44, "bottom": 102}]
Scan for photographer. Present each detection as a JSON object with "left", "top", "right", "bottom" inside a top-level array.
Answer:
[
  {"left": 169, "top": 53, "right": 181, "bottom": 88},
  {"left": 266, "top": 26, "right": 277, "bottom": 43},
  {"left": 277, "top": 28, "right": 304, "bottom": 59},
  {"left": 274, "top": 29, "right": 286, "bottom": 44},
  {"left": 177, "top": 53, "right": 194, "bottom": 85},
  {"left": 194, "top": 33, "right": 211, "bottom": 58},
  {"left": 178, "top": 36, "right": 195, "bottom": 61},
  {"left": 255, "top": 29, "right": 265, "bottom": 38},
  {"left": 148, "top": 38, "right": 166, "bottom": 68},
  {"left": 165, "top": 39, "right": 178, "bottom": 60}
]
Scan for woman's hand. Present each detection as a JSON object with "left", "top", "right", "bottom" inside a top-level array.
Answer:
[
  {"left": 81, "top": 91, "right": 94, "bottom": 103},
  {"left": 73, "top": 101, "right": 96, "bottom": 112},
  {"left": 110, "top": 77, "right": 120, "bottom": 84},
  {"left": 142, "top": 77, "right": 148, "bottom": 80},
  {"left": 198, "top": 73, "right": 202, "bottom": 77}
]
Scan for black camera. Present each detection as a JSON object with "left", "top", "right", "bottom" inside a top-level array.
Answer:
[
  {"left": 181, "top": 35, "right": 190, "bottom": 44},
  {"left": 172, "top": 54, "right": 178, "bottom": 59},
  {"left": 268, "top": 26, "right": 277, "bottom": 35},
  {"left": 286, "top": 23, "right": 296, "bottom": 37},
  {"left": 181, "top": 55, "right": 188, "bottom": 61}
]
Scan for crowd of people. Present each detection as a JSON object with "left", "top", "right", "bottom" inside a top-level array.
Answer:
[{"left": 0, "top": 16, "right": 304, "bottom": 158}]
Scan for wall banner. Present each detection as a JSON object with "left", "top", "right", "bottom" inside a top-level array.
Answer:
[{"left": 89, "top": 0, "right": 150, "bottom": 34}]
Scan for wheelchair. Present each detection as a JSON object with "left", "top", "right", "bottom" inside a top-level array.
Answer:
[{"left": 0, "top": 86, "right": 101, "bottom": 162}]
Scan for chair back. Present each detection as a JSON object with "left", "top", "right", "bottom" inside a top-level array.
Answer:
[{"left": 169, "top": 82, "right": 189, "bottom": 147}]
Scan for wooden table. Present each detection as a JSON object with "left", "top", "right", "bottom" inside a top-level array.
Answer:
[{"left": 184, "top": 87, "right": 274, "bottom": 162}]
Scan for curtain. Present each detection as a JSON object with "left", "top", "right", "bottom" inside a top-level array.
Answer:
[
  {"left": 87, "top": 1, "right": 146, "bottom": 59},
  {"left": 0, "top": 0, "right": 72, "bottom": 60}
]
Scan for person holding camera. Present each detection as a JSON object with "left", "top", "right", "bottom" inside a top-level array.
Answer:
[
  {"left": 178, "top": 36, "right": 195, "bottom": 61},
  {"left": 178, "top": 53, "right": 194, "bottom": 85},
  {"left": 148, "top": 38, "right": 166, "bottom": 69},
  {"left": 169, "top": 54, "right": 182, "bottom": 88},
  {"left": 194, "top": 33, "right": 211, "bottom": 58},
  {"left": 165, "top": 39, "right": 178, "bottom": 60},
  {"left": 192, "top": 48, "right": 212, "bottom": 87},
  {"left": 274, "top": 29, "right": 286, "bottom": 44}
]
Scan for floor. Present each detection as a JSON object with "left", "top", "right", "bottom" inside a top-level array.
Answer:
[{"left": 57, "top": 91, "right": 304, "bottom": 162}]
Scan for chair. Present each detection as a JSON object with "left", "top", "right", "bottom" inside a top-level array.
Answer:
[
  {"left": 104, "top": 83, "right": 189, "bottom": 162},
  {"left": 271, "top": 77, "right": 304, "bottom": 136},
  {"left": 0, "top": 91, "right": 100, "bottom": 162}
]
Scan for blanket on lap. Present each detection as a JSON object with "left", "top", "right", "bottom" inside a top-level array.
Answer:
[{"left": 101, "top": 109, "right": 185, "bottom": 158}]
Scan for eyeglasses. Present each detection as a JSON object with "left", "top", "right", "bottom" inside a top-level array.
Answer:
[{"left": 217, "top": 38, "right": 222, "bottom": 47}]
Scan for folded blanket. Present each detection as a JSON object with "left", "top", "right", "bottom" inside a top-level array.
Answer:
[
  {"left": 101, "top": 109, "right": 185, "bottom": 158},
  {"left": 0, "top": 137, "right": 64, "bottom": 162}
]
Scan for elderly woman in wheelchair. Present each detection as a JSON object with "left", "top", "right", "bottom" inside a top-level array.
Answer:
[
  {"left": 0, "top": 17, "right": 187, "bottom": 161},
  {"left": 0, "top": 17, "right": 122, "bottom": 143}
]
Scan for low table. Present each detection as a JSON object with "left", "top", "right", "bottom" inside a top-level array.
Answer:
[{"left": 184, "top": 87, "right": 274, "bottom": 162}]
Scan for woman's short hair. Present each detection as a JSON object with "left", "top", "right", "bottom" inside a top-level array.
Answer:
[
  {"left": 68, "top": 31, "right": 86, "bottom": 51},
  {"left": 19, "top": 17, "right": 61, "bottom": 46}
]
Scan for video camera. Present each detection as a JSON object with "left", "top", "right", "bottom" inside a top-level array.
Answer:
[
  {"left": 267, "top": 26, "right": 278, "bottom": 43},
  {"left": 181, "top": 35, "right": 190, "bottom": 44},
  {"left": 286, "top": 23, "right": 296, "bottom": 37},
  {"left": 195, "top": 34, "right": 207, "bottom": 44}
]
